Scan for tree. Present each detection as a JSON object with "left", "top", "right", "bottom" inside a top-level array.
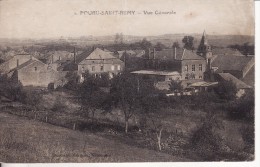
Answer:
[
  {"left": 169, "top": 80, "right": 183, "bottom": 92},
  {"left": 64, "top": 71, "right": 79, "bottom": 90},
  {"left": 110, "top": 72, "right": 155, "bottom": 133},
  {"left": 182, "top": 36, "right": 195, "bottom": 50},
  {"left": 0, "top": 74, "right": 24, "bottom": 101},
  {"left": 154, "top": 42, "right": 166, "bottom": 51},
  {"left": 110, "top": 73, "right": 138, "bottom": 133},
  {"left": 140, "top": 38, "right": 152, "bottom": 50},
  {"left": 172, "top": 41, "right": 180, "bottom": 48},
  {"left": 215, "top": 80, "right": 237, "bottom": 101}
]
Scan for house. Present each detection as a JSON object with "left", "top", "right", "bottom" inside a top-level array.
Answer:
[
  {"left": 0, "top": 53, "right": 38, "bottom": 74},
  {"left": 216, "top": 73, "right": 252, "bottom": 98},
  {"left": 211, "top": 48, "right": 244, "bottom": 57},
  {"left": 144, "top": 47, "right": 206, "bottom": 81},
  {"left": 210, "top": 54, "right": 254, "bottom": 79},
  {"left": 69, "top": 48, "right": 124, "bottom": 80},
  {"left": 7, "top": 59, "right": 59, "bottom": 87}
]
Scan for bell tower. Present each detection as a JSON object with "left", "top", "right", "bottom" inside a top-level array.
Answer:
[
  {"left": 197, "top": 30, "right": 212, "bottom": 69},
  {"left": 197, "top": 30, "right": 214, "bottom": 81}
]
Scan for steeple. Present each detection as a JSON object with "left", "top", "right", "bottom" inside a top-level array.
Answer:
[
  {"left": 197, "top": 30, "right": 212, "bottom": 59},
  {"left": 200, "top": 30, "right": 208, "bottom": 46},
  {"left": 197, "top": 30, "right": 213, "bottom": 81}
]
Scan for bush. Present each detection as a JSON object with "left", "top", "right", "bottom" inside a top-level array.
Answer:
[
  {"left": 0, "top": 74, "right": 24, "bottom": 101},
  {"left": 227, "top": 90, "right": 254, "bottom": 120},
  {"left": 215, "top": 80, "right": 237, "bottom": 101}
]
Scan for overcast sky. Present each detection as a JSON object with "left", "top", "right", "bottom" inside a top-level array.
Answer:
[{"left": 0, "top": 0, "right": 254, "bottom": 39}]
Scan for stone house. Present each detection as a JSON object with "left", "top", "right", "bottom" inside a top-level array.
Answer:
[
  {"left": 145, "top": 47, "right": 207, "bottom": 81},
  {"left": 0, "top": 53, "right": 38, "bottom": 74},
  {"left": 216, "top": 73, "right": 252, "bottom": 98},
  {"left": 67, "top": 48, "right": 124, "bottom": 80},
  {"left": 7, "top": 59, "right": 58, "bottom": 87},
  {"left": 210, "top": 55, "right": 254, "bottom": 79}
]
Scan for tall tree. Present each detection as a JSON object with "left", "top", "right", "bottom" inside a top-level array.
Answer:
[
  {"left": 110, "top": 72, "right": 155, "bottom": 133},
  {"left": 154, "top": 42, "right": 166, "bottom": 51},
  {"left": 172, "top": 41, "right": 180, "bottom": 48},
  {"left": 182, "top": 36, "right": 195, "bottom": 50}
]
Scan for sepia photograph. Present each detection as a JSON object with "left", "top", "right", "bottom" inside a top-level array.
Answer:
[{"left": 0, "top": 0, "right": 256, "bottom": 164}]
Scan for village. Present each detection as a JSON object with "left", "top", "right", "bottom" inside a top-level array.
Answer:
[{"left": 0, "top": 31, "right": 255, "bottom": 162}]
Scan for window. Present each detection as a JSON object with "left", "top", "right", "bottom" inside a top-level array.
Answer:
[
  {"left": 92, "top": 66, "right": 95, "bottom": 71},
  {"left": 192, "top": 65, "right": 195, "bottom": 71},
  {"left": 34, "top": 67, "right": 37, "bottom": 71},
  {"left": 117, "top": 65, "right": 121, "bottom": 70},
  {"left": 185, "top": 65, "right": 188, "bottom": 71},
  {"left": 199, "top": 64, "right": 202, "bottom": 71},
  {"left": 185, "top": 76, "right": 188, "bottom": 80},
  {"left": 100, "top": 66, "right": 104, "bottom": 71},
  {"left": 111, "top": 65, "right": 115, "bottom": 71}
]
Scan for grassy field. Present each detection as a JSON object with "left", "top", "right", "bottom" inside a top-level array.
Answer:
[
  {"left": 0, "top": 112, "right": 188, "bottom": 162},
  {"left": 0, "top": 90, "right": 254, "bottom": 162}
]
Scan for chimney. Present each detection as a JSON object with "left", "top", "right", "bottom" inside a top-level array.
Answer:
[
  {"left": 74, "top": 47, "right": 76, "bottom": 63},
  {"left": 51, "top": 54, "right": 54, "bottom": 64},
  {"left": 17, "top": 59, "right": 19, "bottom": 67},
  {"left": 148, "top": 48, "right": 151, "bottom": 59},
  {"left": 174, "top": 47, "right": 176, "bottom": 60},
  {"left": 153, "top": 48, "right": 156, "bottom": 59}
]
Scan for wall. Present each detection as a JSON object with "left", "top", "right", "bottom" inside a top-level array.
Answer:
[
  {"left": 17, "top": 61, "right": 57, "bottom": 87},
  {"left": 0, "top": 55, "right": 35, "bottom": 74},
  {"left": 181, "top": 59, "right": 206, "bottom": 80},
  {"left": 78, "top": 61, "right": 124, "bottom": 75}
]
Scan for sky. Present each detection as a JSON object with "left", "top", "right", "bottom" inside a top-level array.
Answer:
[{"left": 0, "top": 0, "right": 255, "bottom": 39}]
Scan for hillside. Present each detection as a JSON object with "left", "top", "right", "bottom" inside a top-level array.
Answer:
[
  {"left": 0, "top": 34, "right": 254, "bottom": 48},
  {"left": 0, "top": 112, "right": 187, "bottom": 162}
]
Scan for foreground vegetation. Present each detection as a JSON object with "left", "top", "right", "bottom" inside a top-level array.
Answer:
[{"left": 0, "top": 71, "right": 255, "bottom": 162}]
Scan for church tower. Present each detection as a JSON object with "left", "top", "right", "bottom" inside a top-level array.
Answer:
[
  {"left": 197, "top": 30, "right": 213, "bottom": 81},
  {"left": 197, "top": 30, "right": 212, "bottom": 70}
]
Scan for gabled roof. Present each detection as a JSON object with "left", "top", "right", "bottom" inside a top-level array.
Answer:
[
  {"left": 211, "top": 55, "right": 254, "bottom": 72},
  {"left": 218, "top": 73, "right": 251, "bottom": 89},
  {"left": 9, "top": 59, "right": 46, "bottom": 72},
  {"left": 241, "top": 65, "right": 254, "bottom": 87},
  {"left": 153, "top": 48, "right": 205, "bottom": 61},
  {"left": 76, "top": 48, "right": 121, "bottom": 64},
  {"left": 212, "top": 48, "right": 244, "bottom": 56}
]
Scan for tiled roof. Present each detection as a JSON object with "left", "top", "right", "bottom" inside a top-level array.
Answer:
[
  {"left": 212, "top": 48, "right": 244, "bottom": 56},
  {"left": 8, "top": 59, "right": 47, "bottom": 72},
  {"left": 241, "top": 65, "right": 254, "bottom": 87},
  {"left": 76, "top": 48, "right": 124, "bottom": 65},
  {"left": 218, "top": 73, "right": 251, "bottom": 89},
  {"left": 153, "top": 48, "right": 204, "bottom": 61},
  {"left": 211, "top": 55, "right": 254, "bottom": 72}
]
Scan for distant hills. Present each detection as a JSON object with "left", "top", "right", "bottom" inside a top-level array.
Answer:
[{"left": 0, "top": 34, "right": 254, "bottom": 48}]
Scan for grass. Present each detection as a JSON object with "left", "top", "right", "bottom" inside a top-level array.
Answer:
[
  {"left": 0, "top": 112, "right": 188, "bottom": 162},
  {"left": 0, "top": 90, "right": 254, "bottom": 162}
]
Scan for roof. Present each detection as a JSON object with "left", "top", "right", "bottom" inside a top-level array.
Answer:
[
  {"left": 198, "top": 30, "right": 209, "bottom": 46},
  {"left": 212, "top": 48, "right": 244, "bottom": 56},
  {"left": 9, "top": 59, "right": 46, "bottom": 72},
  {"left": 241, "top": 65, "right": 254, "bottom": 87},
  {"left": 218, "top": 73, "right": 251, "bottom": 89},
  {"left": 131, "top": 70, "right": 180, "bottom": 76},
  {"left": 188, "top": 81, "right": 218, "bottom": 87},
  {"left": 75, "top": 48, "right": 121, "bottom": 64},
  {"left": 211, "top": 55, "right": 254, "bottom": 72},
  {"left": 153, "top": 48, "right": 205, "bottom": 61}
]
